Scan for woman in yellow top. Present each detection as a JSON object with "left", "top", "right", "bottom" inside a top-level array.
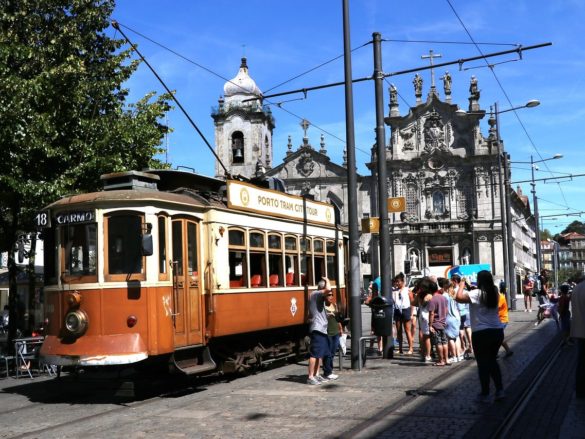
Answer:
[{"left": 498, "top": 293, "right": 513, "bottom": 357}]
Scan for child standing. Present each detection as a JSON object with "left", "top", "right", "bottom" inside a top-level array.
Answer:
[{"left": 498, "top": 292, "right": 514, "bottom": 357}]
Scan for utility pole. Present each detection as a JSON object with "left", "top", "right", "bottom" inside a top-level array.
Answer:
[
  {"left": 341, "top": 0, "right": 362, "bottom": 370},
  {"left": 503, "top": 152, "right": 517, "bottom": 309},
  {"left": 493, "top": 104, "right": 512, "bottom": 309},
  {"left": 373, "top": 32, "right": 393, "bottom": 359},
  {"left": 531, "top": 155, "right": 542, "bottom": 274}
]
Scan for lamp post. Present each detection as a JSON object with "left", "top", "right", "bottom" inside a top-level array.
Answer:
[{"left": 456, "top": 100, "right": 539, "bottom": 310}]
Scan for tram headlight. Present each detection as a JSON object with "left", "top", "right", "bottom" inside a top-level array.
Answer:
[
  {"left": 127, "top": 315, "right": 138, "bottom": 328},
  {"left": 64, "top": 310, "right": 88, "bottom": 336}
]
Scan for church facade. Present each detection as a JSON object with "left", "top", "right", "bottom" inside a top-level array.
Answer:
[
  {"left": 381, "top": 73, "right": 510, "bottom": 280},
  {"left": 212, "top": 58, "right": 536, "bottom": 290}
]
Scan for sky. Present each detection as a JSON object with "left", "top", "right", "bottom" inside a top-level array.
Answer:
[{"left": 111, "top": 0, "right": 585, "bottom": 234}]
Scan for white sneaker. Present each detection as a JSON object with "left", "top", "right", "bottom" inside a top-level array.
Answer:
[
  {"left": 524, "top": 309, "right": 528, "bottom": 312},
  {"left": 315, "top": 375, "right": 328, "bottom": 382},
  {"left": 529, "top": 309, "right": 533, "bottom": 313},
  {"left": 324, "top": 373, "right": 339, "bottom": 380},
  {"left": 307, "top": 376, "right": 321, "bottom": 385}
]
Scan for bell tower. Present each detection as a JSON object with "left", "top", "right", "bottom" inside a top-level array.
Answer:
[{"left": 212, "top": 58, "right": 275, "bottom": 179}]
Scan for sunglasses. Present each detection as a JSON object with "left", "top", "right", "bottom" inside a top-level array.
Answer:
[{"left": 326, "top": 293, "right": 334, "bottom": 297}]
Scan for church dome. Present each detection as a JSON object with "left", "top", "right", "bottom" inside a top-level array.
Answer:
[{"left": 224, "top": 58, "right": 262, "bottom": 98}]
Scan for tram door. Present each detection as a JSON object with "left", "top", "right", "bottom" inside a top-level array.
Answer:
[{"left": 171, "top": 218, "right": 203, "bottom": 347}]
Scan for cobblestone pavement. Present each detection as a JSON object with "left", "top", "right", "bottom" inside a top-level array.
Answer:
[{"left": 0, "top": 298, "right": 582, "bottom": 439}]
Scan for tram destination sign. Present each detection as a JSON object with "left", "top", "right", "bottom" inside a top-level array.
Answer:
[
  {"left": 227, "top": 181, "right": 335, "bottom": 226},
  {"left": 55, "top": 210, "right": 96, "bottom": 225}
]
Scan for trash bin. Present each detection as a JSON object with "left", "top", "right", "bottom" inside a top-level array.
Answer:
[{"left": 369, "top": 296, "right": 393, "bottom": 337}]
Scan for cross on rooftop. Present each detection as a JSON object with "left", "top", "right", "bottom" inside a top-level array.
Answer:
[
  {"left": 301, "top": 119, "right": 310, "bottom": 138},
  {"left": 421, "top": 49, "right": 442, "bottom": 92}
]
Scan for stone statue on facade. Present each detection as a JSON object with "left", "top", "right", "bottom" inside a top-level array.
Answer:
[
  {"left": 413, "top": 74, "right": 423, "bottom": 101},
  {"left": 469, "top": 75, "right": 480, "bottom": 100},
  {"left": 442, "top": 71, "right": 452, "bottom": 95},
  {"left": 410, "top": 250, "right": 419, "bottom": 271}
]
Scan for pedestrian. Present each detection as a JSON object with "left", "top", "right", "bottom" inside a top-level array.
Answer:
[
  {"left": 522, "top": 274, "right": 534, "bottom": 312},
  {"left": 428, "top": 277, "right": 449, "bottom": 366},
  {"left": 455, "top": 270, "right": 506, "bottom": 403},
  {"left": 393, "top": 273, "right": 414, "bottom": 355},
  {"left": 453, "top": 275, "right": 473, "bottom": 359},
  {"left": 307, "top": 277, "right": 330, "bottom": 385},
  {"left": 498, "top": 291, "right": 513, "bottom": 357},
  {"left": 570, "top": 277, "right": 585, "bottom": 398},
  {"left": 558, "top": 284, "right": 571, "bottom": 346},
  {"left": 322, "top": 289, "right": 342, "bottom": 381},
  {"left": 414, "top": 277, "right": 435, "bottom": 363},
  {"left": 439, "top": 277, "right": 463, "bottom": 363},
  {"left": 364, "top": 277, "right": 383, "bottom": 355}
]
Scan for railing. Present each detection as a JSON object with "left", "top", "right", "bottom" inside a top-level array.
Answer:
[{"left": 392, "top": 221, "right": 470, "bottom": 234}]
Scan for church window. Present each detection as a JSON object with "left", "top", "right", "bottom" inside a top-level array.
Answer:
[
  {"left": 231, "top": 131, "right": 244, "bottom": 164},
  {"left": 432, "top": 191, "right": 445, "bottom": 214}
]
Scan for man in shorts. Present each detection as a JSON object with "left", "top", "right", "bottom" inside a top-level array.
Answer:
[
  {"left": 522, "top": 274, "right": 534, "bottom": 312},
  {"left": 428, "top": 282, "right": 449, "bottom": 366},
  {"left": 307, "top": 277, "right": 330, "bottom": 385}
]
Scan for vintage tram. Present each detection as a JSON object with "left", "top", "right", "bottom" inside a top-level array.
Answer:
[{"left": 39, "top": 170, "right": 347, "bottom": 374}]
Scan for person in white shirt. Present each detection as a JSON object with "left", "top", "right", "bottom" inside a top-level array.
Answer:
[{"left": 393, "top": 273, "right": 413, "bottom": 355}]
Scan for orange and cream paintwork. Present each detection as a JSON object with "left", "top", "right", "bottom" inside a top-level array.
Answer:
[{"left": 40, "top": 171, "right": 346, "bottom": 370}]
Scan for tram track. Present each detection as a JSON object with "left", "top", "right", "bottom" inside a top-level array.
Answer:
[
  {"left": 339, "top": 315, "right": 556, "bottom": 439},
  {"left": 1, "top": 313, "right": 560, "bottom": 439}
]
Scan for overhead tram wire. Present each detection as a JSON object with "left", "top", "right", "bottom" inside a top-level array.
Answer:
[
  {"left": 381, "top": 38, "right": 520, "bottom": 47},
  {"left": 263, "top": 41, "right": 371, "bottom": 94},
  {"left": 111, "top": 20, "right": 230, "bottom": 177},
  {"left": 258, "top": 42, "right": 551, "bottom": 101},
  {"left": 445, "top": 0, "right": 567, "bottom": 202},
  {"left": 114, "top": 21, "right": 371, "bottom": 159}
]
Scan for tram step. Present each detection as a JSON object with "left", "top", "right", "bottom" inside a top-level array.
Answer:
[{"left": 172, "top": 346, "right": 217, "bottom": 375}]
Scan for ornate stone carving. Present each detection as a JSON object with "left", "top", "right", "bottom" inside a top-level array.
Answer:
[
  {"left": 423, "top": 111, "right": 446, "bottom": 152},
  {"left": 401, "top": 126, "right": 416, "bottom": 151},
  {"left": 296, "top": 151, "right": 314, "bottom": 177}
]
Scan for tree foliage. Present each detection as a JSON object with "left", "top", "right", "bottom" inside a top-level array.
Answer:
[
  {"left": 560, "top": 220, "right": 585, "bottom": 236},
  {"left": 0, "top": 0, "right": 171, "bottom": 249},
  {"left": 0, "top": 0, "right": 172, "bottom": 340}
]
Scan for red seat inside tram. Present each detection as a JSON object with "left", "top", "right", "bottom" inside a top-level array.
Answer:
[
  {"left": 269, "top": 274, "right": 279, "bottom": 287},
  {"left": 251, "top": 274, "right": 262, "bottom": 287}
]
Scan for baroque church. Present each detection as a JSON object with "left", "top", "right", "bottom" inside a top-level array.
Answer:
[{"left": 211, "top": 58, "right": 536, "bottom": 290}]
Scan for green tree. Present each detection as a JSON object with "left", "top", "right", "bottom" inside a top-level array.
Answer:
[
  {"left": 560, "top": 220, "right": 585, "bottom": 236},
  {"left": 0, "top": 0, "right": 171, "bottom": 344}
]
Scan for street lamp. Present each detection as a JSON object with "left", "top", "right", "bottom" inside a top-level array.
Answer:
[
  {"left": 514, "top": 153, "right": 563, "bottom": 274},
  {"left": 456, "top": 100, "right": 540, "bottom": 310}
]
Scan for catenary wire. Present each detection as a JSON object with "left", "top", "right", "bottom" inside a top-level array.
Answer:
[{"left": 445, "top": 0, "right": 567, "bottom": 205}]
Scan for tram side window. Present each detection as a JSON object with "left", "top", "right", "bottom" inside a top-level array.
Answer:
[
  {"left": 107, "top": 214, "right": 143, "bottom": 275},
  {"left": 268, "top": 234, "right": 283, "bottom": 287},
  {"left": 326, "top": 239, "right": 336, "bottom": 285},
  {"left": 249, "top": 231, "right": 266, "bottom": 287},
  {"left": 228, "top": 229, "right": 246, "bottom": 287},
  {"left": 62, "top": 223, "right": 97, "bottom": 277},
  {"left": 158, "top": 216, "right": 168, "bottom": 279},
  {"left": 300, "top": 237, "right": 313, "bottom": 286},
  {"left": 285, "top": 236, "right": 298, "bottom": 286},
  {"left": 313, "top": 239, "right": 325, "bottom": 283}
]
